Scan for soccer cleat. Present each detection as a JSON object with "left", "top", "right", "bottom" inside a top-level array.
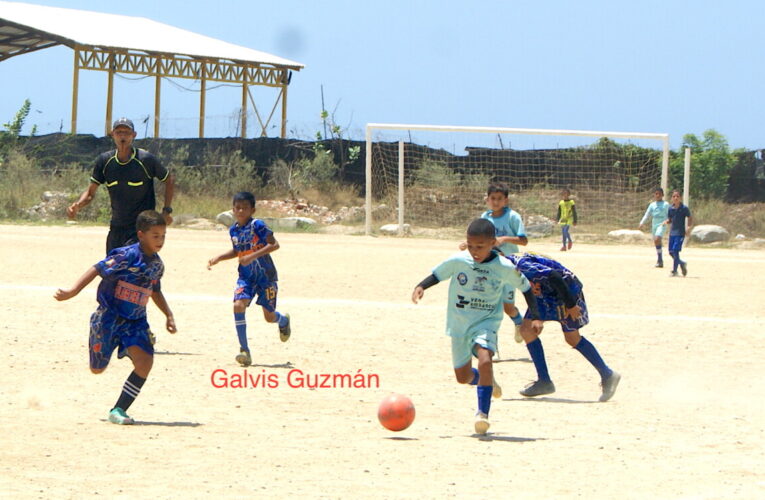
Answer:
[
  {"left": 680, "top": 262, "right": 688, "bottom": 277},
  {"left": 235, "top": 349, "right": 252, "bottom": 367},
  {"left": 560, "top": 246, "right": 567, "bottom": 252},
  {"left": 514, "top": 324, "right": 523, "bottom": 343},
  {"left": 567, "top": 240, "right": 573, "bottom": 250},
  {"left": 519, "top": 379, "right": 556, "bottom": 397},
  {"left": 655, "top": 262, "right": 664, "bottom": 268},
  {"left": 492, "top": 377, "right": 503, "bottom": 399},
  {"left": 108, "top": 407, "right": 134, "bottom": 425},
  {"left": 669, "top": 271, "right": 679, "bottom": 277},
  {"left": 599, "top": 371, "right": 621, "bottom": 402},
  {"left": 474, "top": 412, "right": 490, "bottom": 435},
  {"left": 279, "top": 314, "right": 291, "bottom": 342}
]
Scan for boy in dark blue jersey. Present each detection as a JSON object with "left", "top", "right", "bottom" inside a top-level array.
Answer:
[
  {"left": 505, "top": 253, "right": 620, "bottom": 402},
  {"left": 664, "top": 190, "right": 693, "bottom": 277},
  {"left": 55, "top": 210, "right": 177, "bottom": 424},
  {"left": 208, "top": 192, "right": 291, "bottom": 366}
]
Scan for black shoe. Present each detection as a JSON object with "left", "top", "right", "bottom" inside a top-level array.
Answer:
[
  {"left": 599, "top": 371, "right": 621, "bottom": 402},
  {"left": 655, "top": 262, "right": 663, "bottom": 268},
  {"left": 519, "top": 380, "right": 555, "bottom": 397},
  {"left": 680, "top": 262, "right": 687, "bottom": 276}
]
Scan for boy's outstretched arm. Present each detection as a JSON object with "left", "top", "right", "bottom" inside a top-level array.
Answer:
[
  {"left": 54, "top": 266, "right": 99, "bottom": 301},
  {"left": 151, "top": 290, "right": 177, "bottom": 333},
  {"left": 412, "top": 274, "right": 439, "bottom": 303},
  {"left": 208, "top": 248, "right": 237, "bottom": 269}
]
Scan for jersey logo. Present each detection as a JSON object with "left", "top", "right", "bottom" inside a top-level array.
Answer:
[
  {"left": 457, "top": 272, "right": 468, "bottom": 285},
  {"left": 455, "top": 295, "right": 470, "bottom": 309},
  {"left": 472, "top": 276, "right": 487, "bottom": 292}
]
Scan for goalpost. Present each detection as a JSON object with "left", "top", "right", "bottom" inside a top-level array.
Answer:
[{"left": 365, "top": 123, "right": 670, "bottom": 235}]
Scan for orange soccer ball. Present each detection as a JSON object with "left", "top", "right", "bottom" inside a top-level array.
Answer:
[{"left": 377, "top": 393, "right": 415, "bottom": 432}]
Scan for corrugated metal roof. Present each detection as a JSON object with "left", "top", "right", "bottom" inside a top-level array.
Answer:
[{"left": 0, "top": 1, "right": 304, "bottom": 69}]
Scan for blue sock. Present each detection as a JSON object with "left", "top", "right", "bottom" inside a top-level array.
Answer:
[
  {"left": 477, "top": 385, "right": 492, "bottom": 415},
  {"left": 574, "top": 336, "right": 612, "bottom": 380},
  {"left": 656, "top": 245, "right": 663, "bottom": 262},
  {"left": 234, "top": 312, "right": 248, "bottom": 351},
  {"left": 671, "top": 251, "right": 680, "bottom": 272},
  {"left": 526, "top": 338, "right": 551, "bottom": 382},
  {"left": 510, "top": 312, "right": 523, "bottom": 326},
  {"left": 469, "top": 368, "right": 479, "bottom": 385},
  {"left": 275, "top": 311, "right": 288, "bottom": 328}
]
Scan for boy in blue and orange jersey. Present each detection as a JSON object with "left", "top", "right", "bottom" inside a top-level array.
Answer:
[
  {"left": 208, "top": 191, "right": 291, "bottom": 366},
  {"left": 55, "top": 210, "right": 177, "bottom": 425}
]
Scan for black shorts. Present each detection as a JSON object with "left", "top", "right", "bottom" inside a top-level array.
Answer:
[{"left": 106, "top": 225, "right": 138, "bottom": 253}]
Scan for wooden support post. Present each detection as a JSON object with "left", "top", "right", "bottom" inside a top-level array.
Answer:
[{"left": 71, "top": 48, "right": 79, "bottom": 134}]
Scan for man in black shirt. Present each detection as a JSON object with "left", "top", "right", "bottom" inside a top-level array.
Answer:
[{"left": 68, "top": 118, "right": 175, "bottom": 253}]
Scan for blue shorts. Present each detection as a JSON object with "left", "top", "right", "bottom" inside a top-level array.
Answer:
[
  {"left": 651, "top": 223, "right": 666, "bottom": 238},
  {"left": 89, "top": 306, "right": 154, "bottom": 370},
  {"left": 450, "top": 329, "right": 497, "bottom": 368},
  {"left": 669, "top": 235, "right": 684, "bottom": 252},
  {"left": 234, "top": 277, "right": 278, "bottom": 312},
  {"left": 526, "top": 292, "right": 589, "bottom": 333}
]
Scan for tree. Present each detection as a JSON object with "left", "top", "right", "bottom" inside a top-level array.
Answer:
[
  {"left": 669, "top": 129, "right": 735, "bottom": 199},
  {"left": 0, "top": 99, "right": 35, "bottom": 165}
]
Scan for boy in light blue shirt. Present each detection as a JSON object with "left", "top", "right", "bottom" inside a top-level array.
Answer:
[
  {"left": 413, "top": 218, "right": 541, "bottom": 435},
  {"left": 477, "top": 182, "right": 528, "bottom": 345},
  {"left": 638, "top": 187, "right": 670, "bottom": 268}
]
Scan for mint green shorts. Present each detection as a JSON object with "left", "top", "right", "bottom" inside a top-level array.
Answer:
[{"left": 451, "top": 329, "right": 497, "bottom": 368}]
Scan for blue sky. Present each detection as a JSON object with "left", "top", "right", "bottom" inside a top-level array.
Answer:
[{"left": 1, "top": 0, "right": 763, "bottom": 150}]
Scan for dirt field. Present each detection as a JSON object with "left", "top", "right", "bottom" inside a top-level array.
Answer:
[{"left": 1, "top": 224, "right": 764, "bottom": 499}]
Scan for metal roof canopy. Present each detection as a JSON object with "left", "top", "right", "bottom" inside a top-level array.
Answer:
[{"left": 0, "top": 1, "right": 304, "bottom": 138}]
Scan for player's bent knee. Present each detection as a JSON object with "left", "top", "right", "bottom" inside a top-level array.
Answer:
[{"left": 90, "top": 367, "right": 105, "bottom": 374}]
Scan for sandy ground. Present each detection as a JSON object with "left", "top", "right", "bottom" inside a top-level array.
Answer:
[{"left": 1, "top": 223, "right": 764, "bottom": 499}]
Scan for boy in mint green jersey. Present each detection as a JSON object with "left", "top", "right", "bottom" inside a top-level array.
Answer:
[
  {"left": 638, "top": 187, "right": 670, "bottom": 268},
  {"left": 413, "top": 218, "right": 541, "bottom": 435}
]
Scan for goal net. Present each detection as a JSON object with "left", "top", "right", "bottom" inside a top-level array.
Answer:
[{"left": 365, "top": 124, "right": 669, "bottom": 235}]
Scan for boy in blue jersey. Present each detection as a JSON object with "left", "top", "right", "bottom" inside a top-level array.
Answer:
[
  {"left": 664, "top": 190, "right": 693, "bottom": 277},
  {"left": 208, "top": 192, "right": 291, "bottom": 367},
  {"left": 505, "top": 253, "right": 620, "bottom": 402},
  {"left": 413, "top": 219, "right": 542, "bottom": 435},
  {"left": 55, "top": 210, "right": 177, "bottom": 425},
  {"left": 638, "top": 187, "right": 670, "bottom": 268},
  {"left": 461, "top": 182, "right": 528, "bottom": 345}
]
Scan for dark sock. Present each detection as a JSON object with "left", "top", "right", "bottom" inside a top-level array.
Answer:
[
  {"left": 469, "top": 367, "right": 479, "bottom": 385},
  {"left": 113, "top": 371, "right": 146, "bottom": 412},
  {"left": 477, "top": 385, "right": 492, "bottom": 415},
  {"left": 574, "top": 336, "right": 612, "bottom": 380},
  {"left": 526, "top": 338, "right": 551, "bottom": 382},
  {"left": 234, "top": 312, "right": 248, "bottom": 351},
  {"left": 656, "top": 245, "right": 662, "bottom": 262}
]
